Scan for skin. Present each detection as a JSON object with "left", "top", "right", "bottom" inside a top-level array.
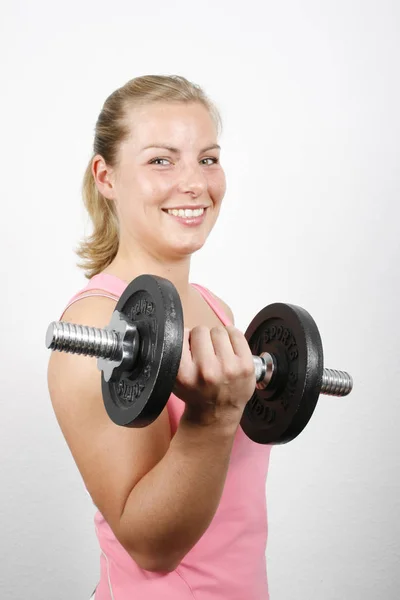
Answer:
[{"left": 93, "top": 101, "right": 226, "bottom": 305}]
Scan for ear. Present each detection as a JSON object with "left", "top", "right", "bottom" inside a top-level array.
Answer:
[{"left": 92, "top": 155, "right": 116, "bottom": 201}]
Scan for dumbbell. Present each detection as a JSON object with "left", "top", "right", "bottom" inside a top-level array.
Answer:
[{"left": 46, "top": 274, "right": 353, "bottom": 445}]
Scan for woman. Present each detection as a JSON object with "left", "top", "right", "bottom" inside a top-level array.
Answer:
[{"left": 48, "top": 75, "right": 272, "bottom": 599}]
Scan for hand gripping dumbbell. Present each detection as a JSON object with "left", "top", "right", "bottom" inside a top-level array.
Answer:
[{"left": 46, "top": 275, "right": 353, "bottom": 445}]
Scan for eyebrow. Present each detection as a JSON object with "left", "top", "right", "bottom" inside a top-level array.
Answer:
[{"left": 141, "top": 143, "right": 221, "bottom": 153}]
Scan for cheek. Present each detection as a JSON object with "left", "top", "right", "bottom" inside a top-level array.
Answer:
[
  {"left": 132, "top": 171, "right": 175, "bottom": 202},
  {"left": 209, "top": 171, "right": 227, "bottom": 202}
]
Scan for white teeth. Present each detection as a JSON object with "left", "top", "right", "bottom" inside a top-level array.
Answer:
[{"left": 167, "top": 208, "right": 205, "bottom": 218}]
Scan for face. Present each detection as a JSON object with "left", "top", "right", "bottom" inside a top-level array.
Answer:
[{"left": 94, "top": 101, "right": 226, "bottom": 260}]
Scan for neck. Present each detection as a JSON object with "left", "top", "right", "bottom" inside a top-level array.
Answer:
[{"left": 103, "top": 243, "right": 193, "bottom": 304}]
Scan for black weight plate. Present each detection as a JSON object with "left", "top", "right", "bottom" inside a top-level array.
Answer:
[
  {"left": 102, "top": 274, "right": 184, "bottom": 427},
  {"left": 241, "top": 303, "right": 324, "bottom": 445}
]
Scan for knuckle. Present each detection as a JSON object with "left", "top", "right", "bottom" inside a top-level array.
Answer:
[
  {"left": 225, "top": 325, "right": 237, "bottom": 333},
  {"left": 226, "top": 325, "right": 241, "bottom": 337},
  {"left": 199, "top": 363, "right": 220, "bottom": 384},
  {"left": 228, "top": 327, "right": 247, "bottom": 345},
  {"left": 210, "top": 326, "right": 227, "bottom": 337},
  {"left": 176, "top": 373, "right": 188, "bottom": 388},
  {"left": 222, "top": 366, "right": 237, "bottom": 380},
  {"left": 191, "top": 325, "right": 209, "bottom": 337},
  {"left": 226, "top": 356, "right": 252, "bottom": 379},
  {"left": 241, "top": 362, "right": 255, "bottom": 378},
  {"left": 221, "top": 356, "right": 239, "bottom": 379},
  {"left": 200, "top": 370, "right": 218, "bottom": 385},
  {"left": 176, "top": 365, "right": 192, "bottom": 386}
]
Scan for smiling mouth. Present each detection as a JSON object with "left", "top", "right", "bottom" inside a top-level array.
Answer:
[{"left": 162, "top": 207, "right": 207, "bottom": 218}]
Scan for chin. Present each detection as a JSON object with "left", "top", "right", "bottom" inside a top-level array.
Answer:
[{"left": 171, "top": 238, "right": 206, "bottom": 257}]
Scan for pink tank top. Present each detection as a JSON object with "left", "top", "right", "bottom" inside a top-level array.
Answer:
[{"left": 60, "top": 273, "right": 271, "bottom": 600}]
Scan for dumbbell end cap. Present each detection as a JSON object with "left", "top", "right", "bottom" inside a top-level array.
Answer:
[{"left": 46, "top": 322, "right": 57, "bottom": 349}]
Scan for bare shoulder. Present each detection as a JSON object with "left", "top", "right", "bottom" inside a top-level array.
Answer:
[{"left": 61, "top": 292, "right": 117, "bottom": 327}]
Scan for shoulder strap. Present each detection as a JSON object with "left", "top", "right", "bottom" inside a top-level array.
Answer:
[
  {"left": 59, "top": 289, "right": 119, "bottom": 320},
  {"left": 191, "top": 283, "right": 233, "bottom": 326}
]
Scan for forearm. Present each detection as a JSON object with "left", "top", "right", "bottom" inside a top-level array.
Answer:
[{"left": 119, "top": 409, "right": 240, "bottom": 571}]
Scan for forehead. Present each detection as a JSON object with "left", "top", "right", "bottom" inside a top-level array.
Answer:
[{"left": 123, "top": 101, "right": 218, "bottom": 148}]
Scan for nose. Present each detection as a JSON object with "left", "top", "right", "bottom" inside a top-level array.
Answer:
[{"left": 176, "top": 162, "right": 207, "bottom": 197}]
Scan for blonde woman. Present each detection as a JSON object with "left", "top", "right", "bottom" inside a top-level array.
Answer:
[{"left": 48, "top": 75, "right": 271, "bottom": 600}]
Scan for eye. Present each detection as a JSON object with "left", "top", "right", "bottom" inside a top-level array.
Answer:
[
  {"left": 149, "top": 158, "right": 172, "bottom": 166},
  {"left": 200, "top": 157, "right": 219, "bottom": 166}
]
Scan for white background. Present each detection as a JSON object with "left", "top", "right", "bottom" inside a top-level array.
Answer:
[{"left": 1, "top": 0, "right": 399, "bottom": 598}]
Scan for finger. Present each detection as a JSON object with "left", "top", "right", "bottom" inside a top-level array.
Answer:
[
  {"left": 209, "top": 327, "right": 236, "bottom": 362},
  {"left": 177, "top": 328, "right": 195, "bottom": 379},
  {"left": 224, "top": 326, "right": 253, "bottom": 360},
  {"left": 189, "top": 326, "right": 217, "bottom": 369}
]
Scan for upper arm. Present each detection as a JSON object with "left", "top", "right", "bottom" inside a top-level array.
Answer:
[{"left": 47, "top": 296, "right": 172, "bottom": 555}]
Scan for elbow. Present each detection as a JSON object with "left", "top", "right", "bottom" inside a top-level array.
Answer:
[
  {"left": 130, "top": 550, "right": 181, "bottom": 573},
  {"left": 117, "top": 525, "right": 183, "bottom": 573},
  {"left": 124, "top": 542, "right": 182, "bottom": 573}
]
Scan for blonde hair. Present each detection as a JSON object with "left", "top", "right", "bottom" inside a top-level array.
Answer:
[{"left": 75, "top": 75, "right": 222, "bottom": 279}]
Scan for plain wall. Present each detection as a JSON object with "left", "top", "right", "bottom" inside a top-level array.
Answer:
[{"left": 1, "top": 0, "right": 399, "bottom": 598}]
